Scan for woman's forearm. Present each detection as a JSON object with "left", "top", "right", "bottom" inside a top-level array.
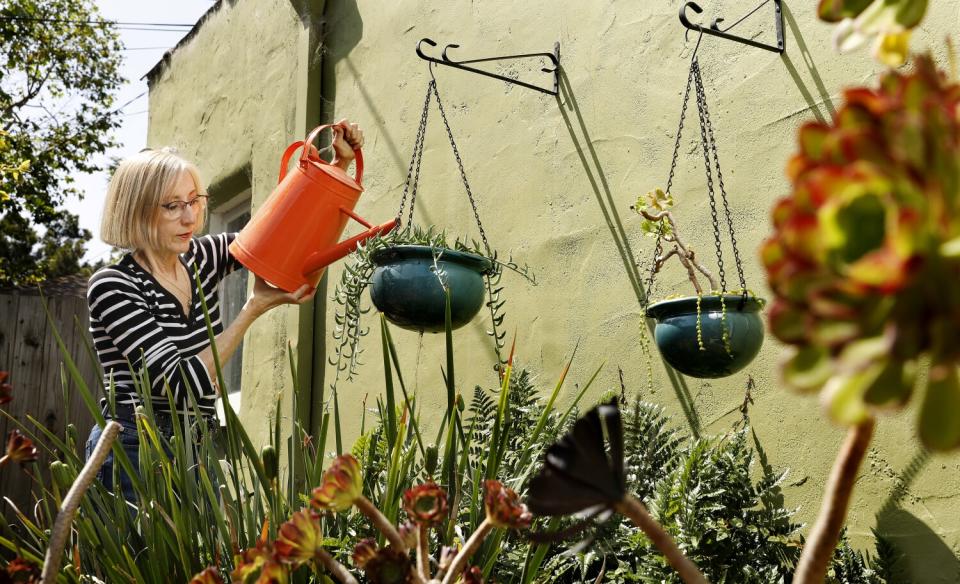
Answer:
[{"left": 197, "top": 304, "right": 262, "bottom": 390}]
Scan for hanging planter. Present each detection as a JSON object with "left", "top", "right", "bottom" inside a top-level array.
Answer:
[
  {"left": 636, "top": 56, "right": 765, "bottom": 379},
  {"left": 328, "top": 79, "right": 534, "bottom": 385},
  {"left": 646, "top": 293, "right": 765, "bottom": 379},
  {"left": 369, "top": 244, "right": 493, "bottom": 333}
]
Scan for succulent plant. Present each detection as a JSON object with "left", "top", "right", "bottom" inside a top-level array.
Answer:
[
  {"left": 819, "top": 0, "right": 928, "bottom": 66},
  {"left": 352, "top": 538, "right": 379, "bottom": 569},
  {"left": 403, "top": 482, "right": 449, "bottom": 526},
  {"left": 364, "top": 546, "right": 413, "bottom": 584},
  {"left": 1, "top": 429, "right": 38, "bottom": 466},
  {"left": 274, "top": 509, "right": 324, "bottom": 565},
  {"left": 188, "top": 566, "right": 225, "bottom": 584},
  {"left": 482, "top": 479, "right": 531, "bottom": 529},
  {"left": 0, "top": 371, "right": 12, "bottom": 405},
  {"left": 762, "top": 55, "right": 960, "bottom": 451},
  {"left": 311, "top": 454, "right": 363, "bottom": 512}
]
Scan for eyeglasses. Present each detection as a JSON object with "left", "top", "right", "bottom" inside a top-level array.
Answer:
[{"left": 160, "top": 195, "right": 208, "bottom": 218}]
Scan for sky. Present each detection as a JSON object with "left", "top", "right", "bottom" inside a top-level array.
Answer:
[{"left": 66, "top": 1, "right": 218, "bottom": 264}]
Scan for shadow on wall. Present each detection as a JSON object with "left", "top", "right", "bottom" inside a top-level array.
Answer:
[
  {"left": 872, "top": 448, "right": 960, "bottom": 583},
  {"left": 321, "top": 0, "right": 363, "bottom": 112},
  {"left": 779, "top": 1, "right": 836, "bottom": 124},
  {"left": 876, "top": 507, "right": 960, "bottom": 583},
  {"left": 554, "top": 69, "right": 703, "bottom": 438}
]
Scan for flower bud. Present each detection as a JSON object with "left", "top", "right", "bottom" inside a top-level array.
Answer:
[
  {"left": 352, "top": 538, "right": 378, "bottom": 568},
  {"left": 261, "top": 445, "right": 278, "bottom": 481}
]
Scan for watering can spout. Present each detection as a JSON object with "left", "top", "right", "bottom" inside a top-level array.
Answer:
[{"left": 303, "top": 217, "right": 398, "bottom": 276}]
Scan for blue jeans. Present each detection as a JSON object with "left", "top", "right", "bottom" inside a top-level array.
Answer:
[
  {"left": 84, "top": 416, "right": 154, "bottom": 503},
  {"left": 84, "top": 410, "right": 219, "bottom": 504}
]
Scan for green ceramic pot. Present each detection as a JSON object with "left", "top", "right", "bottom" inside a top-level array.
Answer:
[
  {"left": 370, "top": 245, "right": 493, "bottom": 333},
  {"left": 645, "top": 294, "right": 766, "bottom": 379}
]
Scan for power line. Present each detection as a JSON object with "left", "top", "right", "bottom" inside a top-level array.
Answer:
[
  {"left": 0, "top": 16, "right": 194, "bottom": 28},
  {"left": 121, "top": 46, "right": 171, "bottom": 51}
]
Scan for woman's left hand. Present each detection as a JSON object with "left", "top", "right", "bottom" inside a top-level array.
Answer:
[{"left": 246, "top": 276, "right": 316, "bottom": 317}]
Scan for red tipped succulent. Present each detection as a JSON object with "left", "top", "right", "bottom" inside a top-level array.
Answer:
[
  {"left": 403, "top": 482, "right": 448, "bottom": 526},
  {"left": 462, "top": 566, "right": 484, "bottom": 584},
  {"left": 363, "top": 546, "right": 413, "bottom": 584},
  {"left": 274, "top": 509, "right": 323, "bottom": 566},
  {"left": 4, "top": 557, "right": 40, "bottom": 583},
  {"left": 352, "top": 538, "right": 379, "bottom": 568},
  {"left": 1, "top": 429, "right": 38, "bottom": 466},
  {"left": 310, "top": 454, "right": 363, "bottom": 512},
  {"left": 762, "top": 55, "right": 960, "bottom": 450},
  {"left": 0, "top": 371, "right": 12, "bottom": 406},
  {"left": 188, "top": 566, "right": 225, "bottom": 584},
  {"left": 483, "top": 480, "right": 531, "bottom": 529}
]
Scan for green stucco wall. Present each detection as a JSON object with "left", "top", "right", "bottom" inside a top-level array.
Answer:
[
  {"left": 144, "top": 0, "right": 960, "bottom": 580},
  {"left": 319, "top": 0, "right": 960, "bottom": 580},
  {"left": 145, "top": 0, "right": 313, "bottom": 445}
]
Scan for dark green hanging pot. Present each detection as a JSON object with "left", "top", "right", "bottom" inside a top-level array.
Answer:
[
  {"left": 369, "top": 245, "right": 493, "bottom": 333},
  {"left": 646, "top": 294, "right": 766, "bottom": 379}
]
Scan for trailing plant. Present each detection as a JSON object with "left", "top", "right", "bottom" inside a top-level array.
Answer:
[
  {"left": 328, "top": 223, "right": 534, "bottom": 387},
  {"left": 762, "top": 54, "right": 960, "bottom": 582}
]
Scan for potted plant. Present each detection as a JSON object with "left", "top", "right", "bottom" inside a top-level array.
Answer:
[
  {"left": 330, "top": 223, "right": 533, "bottom": 380},
  {"left": 635, "top": 188, "right": 765, "bottom": 378}
]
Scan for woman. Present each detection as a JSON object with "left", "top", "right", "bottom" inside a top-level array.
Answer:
[{"left": 85, "top": 121, "right": 364, "bottom": 499}]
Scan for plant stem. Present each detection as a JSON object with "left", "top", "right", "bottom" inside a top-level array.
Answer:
[
  {"left": 418, "top": 523, "right": 431, "bottom": 579},
  {"left": 794, "top": 418, "right": 876, "bottom": 584},
  {"left": 354, "top": 495, "right": 409, "bottom": 553},
  {"left": 41, "top": 421, "right": 121, "bottom": 584},
  {"left": 440, "top": 518, "right": 493, "bottom": 584},
  {"left": 614, "top": 495, "right": 709, "bottom": 584},
  {"left": 316, "top": 548, "right": 359, "bottom": 584}
]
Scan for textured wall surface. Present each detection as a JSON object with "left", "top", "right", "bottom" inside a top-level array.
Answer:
[
  {"left": 144, "top": 0, "right": 960, "bottom": 580},
  {"left": 319, "top": 0, "right": 960, "bottom": 580},
  {"left": 145, "top": 0, "right": 305, "bottom": 445}
]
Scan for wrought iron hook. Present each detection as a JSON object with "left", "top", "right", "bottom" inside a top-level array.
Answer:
[
  {"left": 416, "top": 37, "right": 560, "bottom": 96},
  {"left": 679, "top": 0, "right": 784, "bottom": 54}
]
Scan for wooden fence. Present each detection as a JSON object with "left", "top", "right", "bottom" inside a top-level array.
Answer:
[{"left": 0, "top": 277, "right": 101, "bottom": 521}]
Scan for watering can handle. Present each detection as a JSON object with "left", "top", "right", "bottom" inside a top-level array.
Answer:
[
  {"left": 302, "top": 213, "right": 399, "bottom": 276},
  {"left": 296, "top": 124, "right": 363, "bottom": 187}
]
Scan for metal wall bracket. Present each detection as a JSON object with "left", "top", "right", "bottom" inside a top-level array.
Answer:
[
  {"left": 415, "top": 38, "right": 561, "bottom": 96},
  {"left": 679, "top": 0, "right": 785, "bottom": 54}
]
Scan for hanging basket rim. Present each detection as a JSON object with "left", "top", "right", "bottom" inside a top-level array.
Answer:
[
  {"left": 646, "top": 293, "right": 766, "bottom": 320},
  {"left": 370, "top": 244, "right": 493, "bottom": 273}
]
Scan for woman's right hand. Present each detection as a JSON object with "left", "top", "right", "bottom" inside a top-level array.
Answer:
[{"left": 246, "top": 276, "right": 316, "bottom": 317}]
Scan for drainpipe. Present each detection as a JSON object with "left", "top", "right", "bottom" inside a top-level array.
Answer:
[{"left": 290, "top": 0, "right": 326, "bottom": 485}]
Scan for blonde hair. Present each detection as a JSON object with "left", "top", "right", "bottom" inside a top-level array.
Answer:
[{"left": 100, "top": 148, "right": 207, "bottom": 251}]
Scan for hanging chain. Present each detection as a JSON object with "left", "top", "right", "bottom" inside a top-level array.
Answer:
[
  {"left": 431, "top": 81, "right": 493, "bottom": 256},
  {"left": 692, "top": 58, "right": 727, "bottom": 293},
  {"left": 643, "top": 61, "right": 697, "bottom": 305},
  {"left": 396, "top": 80, "right": 435, "bottom": 226},
  {"left": 695, "top": 64, "right": 748, "bottom": 293}
]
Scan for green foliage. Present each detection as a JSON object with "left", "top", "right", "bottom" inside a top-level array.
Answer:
[
  {"left": 827, "top": 530, "right": 904, "bottom": 584},
  {"left": 535, "top": 399, "right": 902, "bottom": 584},
  {"left": 0, "top": 210, "right": 100, "bottom": 286},
  {"left": 0, "top": 0, "right": 123, "bottom": 285}
]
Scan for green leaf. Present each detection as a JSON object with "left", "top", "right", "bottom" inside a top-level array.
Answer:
[
  {"left": 919, "top": 363, "right": 960, "bottom": 451},
  {"left": 782, "top": 346, "right": 832, "bottom": 393}
]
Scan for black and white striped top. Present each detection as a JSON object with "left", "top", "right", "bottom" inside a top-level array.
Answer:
[{"left": 87, "top": 233, "right": 242, "bottom": 416}]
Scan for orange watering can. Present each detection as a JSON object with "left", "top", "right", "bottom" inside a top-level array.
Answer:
[{"left": 229, "top": 124, "right": 398, "bottom": 292}]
